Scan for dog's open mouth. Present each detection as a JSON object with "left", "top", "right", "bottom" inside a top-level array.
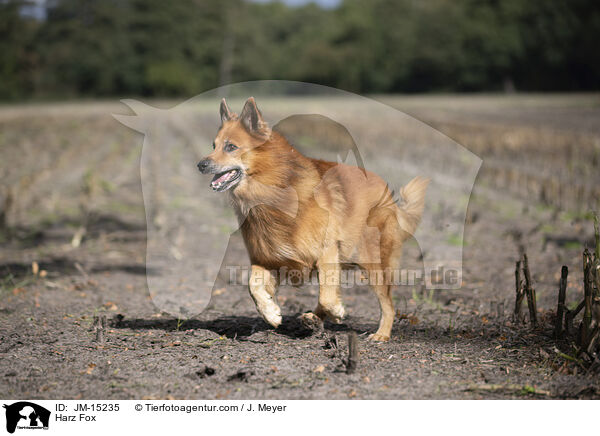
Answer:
[{"left": 210, "top": 168, "right": 242, "bottom": 192}]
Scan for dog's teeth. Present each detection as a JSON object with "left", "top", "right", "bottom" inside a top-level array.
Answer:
[{"left": 210, "top": 169, "right": 238, "bottom": 191}]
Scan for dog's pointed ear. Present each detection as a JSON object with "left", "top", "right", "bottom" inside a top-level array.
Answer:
[
  {"left": 220, "top": 98, "right": 235, "bottom": 124},
  {"left": 240, "top": 97, "right": 270, "bottom": 138}
]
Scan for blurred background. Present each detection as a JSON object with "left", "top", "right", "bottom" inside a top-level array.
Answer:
[
  {"left": 1, "top": 0, "right": 599, "bottom": 100},
  {"left": 1, "top": 0, "right": 599, "bottom": 262},
  {"left": 2, "top": 0, "right": 600, "bottom": 400}
]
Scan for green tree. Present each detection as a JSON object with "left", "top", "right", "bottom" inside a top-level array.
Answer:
[{"left": 0, "top": 0, "right": 38, "bottom": 99}]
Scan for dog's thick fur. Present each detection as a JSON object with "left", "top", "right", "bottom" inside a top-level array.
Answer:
[{"left": 198, "top": 97, "right": 428, "bottom": 341}]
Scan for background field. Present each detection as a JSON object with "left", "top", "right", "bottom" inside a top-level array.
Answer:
[{"left": 1, "top": 94, "right": 599, "bottom": 399}]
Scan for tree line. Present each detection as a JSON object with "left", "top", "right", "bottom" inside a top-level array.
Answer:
[{"left": 1, "top": 0, "right": 598, "bottom": 100}]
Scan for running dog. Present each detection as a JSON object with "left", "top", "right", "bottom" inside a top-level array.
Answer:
[{"left": 197, "top": 97, "right": 428, "bottom": 340}]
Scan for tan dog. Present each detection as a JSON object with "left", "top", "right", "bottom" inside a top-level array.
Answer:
[{"left": 198, "top": 97, "right": 428, "bottom": 340}]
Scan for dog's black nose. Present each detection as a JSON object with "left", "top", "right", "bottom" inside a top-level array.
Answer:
[{"left": 197, "top": 159, "right": 211, "bottom": 173}]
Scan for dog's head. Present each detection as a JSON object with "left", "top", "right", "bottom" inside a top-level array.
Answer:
[{"left": 197, "top": 97, "right": 271, "bottom": 192}]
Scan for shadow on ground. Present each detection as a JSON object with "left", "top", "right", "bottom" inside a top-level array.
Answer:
[{"left": 112, "top": 314, "right": 362, "bottom": 340}]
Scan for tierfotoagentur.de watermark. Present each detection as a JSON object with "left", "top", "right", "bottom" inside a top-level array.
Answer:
[{"left": 225, "top": 265, "right": 460, "bottom": 289}]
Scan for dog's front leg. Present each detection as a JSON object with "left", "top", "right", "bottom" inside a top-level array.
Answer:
[
  {"left": 249, "top": 265, "right": 282, "bottom": 328},
  {"left": 312, "top": 244, "right": 345, "bottom": 323}
]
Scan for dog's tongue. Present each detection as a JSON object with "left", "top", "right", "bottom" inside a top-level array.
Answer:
[{"left": 211, "top": 170, "right": 235, "bottom": 187}]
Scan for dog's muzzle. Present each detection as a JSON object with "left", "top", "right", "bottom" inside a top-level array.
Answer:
[
  {"left": 197, "top": 159, "right": 216, "bottom": 174},
  {"left": 197, "top": 159, "right": 243, "bottom": 192}
]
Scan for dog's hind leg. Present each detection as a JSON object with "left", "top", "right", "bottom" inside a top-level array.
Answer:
[
  {"left": 311, "top": 243, "right": 345, "bottom": 323},
  {"left": 364, "top": 255, "right": 397, "bottom": 341},
  {"left": 249, "top": 265, "right": 282, "bottom": 328},
  {"left": 368, "top": 282, "right": 394, "bottom": 341},
  {"left": 365, "top": 213, "right": 404, "bottom": 342}
]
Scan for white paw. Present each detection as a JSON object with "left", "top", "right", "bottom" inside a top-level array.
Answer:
[
  {"left": 328, "top": 304, "right": 345, "bottom": 323},
  {"left": 258, "top": 298, "right": 282, "bottom": 328},
  {"left": 368, "top": 332, "right": 390, "bottom": 342},
  {"left": 317, "top": 303, "right": 345, "bottom": 324},
  {"left": 250, "top": 285, "right": 282, "bottom": 328}
]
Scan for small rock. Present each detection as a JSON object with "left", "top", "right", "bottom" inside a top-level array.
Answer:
[
  {"left": 185, "top": 364, "right": 216, "bottom": 380},
  {"left": 228, "top": 367, "right": 254, "bottom": 382},
  {"left": 112, "top": 314, "right": 125, "bottom": 327}
]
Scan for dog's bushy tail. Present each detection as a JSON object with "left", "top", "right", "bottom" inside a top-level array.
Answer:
[{"left": 396, "top": 176, "right": 429, "bottom": 237}]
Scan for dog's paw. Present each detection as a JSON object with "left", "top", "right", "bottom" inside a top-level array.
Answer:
[
  {"left": 250, "top": 286, "right": 282, "bottom": 328},
  {"left": 299, "top": 312, "right": 324, "bottom": 331},
  {"left": 259, "top": 300, "right": 282, "bottom": 328},
  {"left": 368, "top": 332, "right": 390, "bottom": 342},
  {"left": 315, "top": 303, "right": 345, "bottom": 324},
  {"left": 327, "top": 305, "right": 345, "bottom": 324}
]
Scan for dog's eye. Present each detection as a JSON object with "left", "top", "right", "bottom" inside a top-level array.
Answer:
[
  {"left": 212, "top": 141, "right": 216, "bottom": 150},
  {"left": 224, "top": 143, "right": 238, "bottom": 152}
]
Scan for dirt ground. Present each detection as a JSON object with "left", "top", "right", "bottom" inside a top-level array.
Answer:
[{"left": 1, "top": 94, "right": 599, "bottom": 399}]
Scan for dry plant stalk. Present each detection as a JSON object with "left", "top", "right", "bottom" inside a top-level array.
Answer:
[
  {"left": 594, "top": 212, "right": 600, "bottom": 299},
  {"left": 557, "top": 215, "right": 600, "bottom": 362},
  {"left": 594, "top": 212, "right": 600, "bottom": 263},
  {"left": 346, "top": 331, "right": 359, "bottom": 374},
  {"left": 93, "top": 314, "right": 107, "bottom": 343},
  {"left": 554, "top": 265, "right": 568, "bottom": 339},
  {"left": 582, "top": 249, "right": 593, "bottom": 346},
  {"left": 514, "top": 260, "right": 524, "bottom": 321},
  {"left": 522, "top": 254, "right": 537, "bottom": 327},
  {"left": 565, "top": 300, "right": 584, "bottom": 336}
]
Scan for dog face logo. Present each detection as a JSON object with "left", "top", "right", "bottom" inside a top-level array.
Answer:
[{"left": 3, "top": 402, "right": 50, "bottom": 434}]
